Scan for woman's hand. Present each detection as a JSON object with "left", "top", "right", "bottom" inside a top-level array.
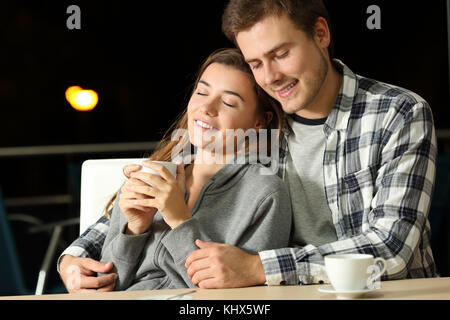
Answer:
[
  {"left": 129, "top": 162, "right": 191, "bottom": 229},
  {"left": 123, "top": 163, "right": 141, "bottom": 179},
  {"left": 119, "top": 177, "right": 158, "bottom": 235}
]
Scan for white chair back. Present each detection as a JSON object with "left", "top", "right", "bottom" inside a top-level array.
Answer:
[{"left": 79, "top": 158, "right": 142, "bottom": 235}]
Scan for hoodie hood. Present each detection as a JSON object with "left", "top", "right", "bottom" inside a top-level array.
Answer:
[
  {"left": 172, "top": 149, "right": 275, "bottom": 193},
  {"left": 202, "top": 151, "right": 274, "bottom": 193}
]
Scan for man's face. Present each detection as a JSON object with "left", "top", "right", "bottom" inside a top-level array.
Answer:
[{"left": 236, "top": 13, "right": 329, "bottom": 116}]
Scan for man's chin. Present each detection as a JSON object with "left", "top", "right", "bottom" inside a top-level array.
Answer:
[{"left": 281, "top": 102, "right": 304, "bottom": 115}]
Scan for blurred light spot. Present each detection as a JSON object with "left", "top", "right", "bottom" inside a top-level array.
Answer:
[{"left": 65, "top": 86, "right": 98, "bottom": 111}]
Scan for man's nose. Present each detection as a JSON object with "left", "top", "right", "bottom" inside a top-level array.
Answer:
[{"left": 263, "top": 62, "right": 281, "bottom": 86}]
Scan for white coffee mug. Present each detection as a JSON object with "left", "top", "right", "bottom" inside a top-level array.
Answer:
[
  {"left": 324, "top": 254, "right": 387, "bottom": 291},
  {"left": 133, "top": 160, "right": 177, "bottom": 186}
]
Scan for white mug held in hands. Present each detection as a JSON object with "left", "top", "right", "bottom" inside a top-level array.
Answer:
[
  {"left": 133, "top": 160, "right": 177, "bottom": 186},
  {"left": 324, "top": 254, "right": 387, "bottom": 291}
]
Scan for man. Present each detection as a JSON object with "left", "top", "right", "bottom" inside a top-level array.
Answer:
[{"left": 59, "top": 0, "right": 437, "bottom": 292}]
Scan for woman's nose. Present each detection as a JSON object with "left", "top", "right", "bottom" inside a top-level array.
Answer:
[{"left": 200, "top": 99, "right": 218, "bottom": 116}]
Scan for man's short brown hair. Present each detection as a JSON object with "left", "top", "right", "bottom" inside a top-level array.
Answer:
[{"left": 222, "top": 0, "right": 333, "bottom": 57}]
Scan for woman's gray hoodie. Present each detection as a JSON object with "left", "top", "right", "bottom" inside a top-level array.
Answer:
[{"left": 100, "top": 160, "right": 292, "bottom": 291}]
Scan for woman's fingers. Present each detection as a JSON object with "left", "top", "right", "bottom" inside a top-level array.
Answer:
[
  {"left": 121, "top": 201, "right": 150, "bottom": 212},
  {"left": 122, "top": 178, "right": 155, "bottom": 196},
  {"left": 142, "top": 161, "right": 176, "bottom": 182},
  {"left": 176, "top": 163, "right": 186, "bottom": 192},
  {"left": 130, "top": 171, "right": 166, "bottom": 188},
  {"left": 126, "top": 177, "right": 150, "bottom": 187},
  {"left": 120, "top": 189, "right": 153, "bottom": 201},
  {"left": 123, "top": 164, "right": 142, "bottom": 179},
  {"left": 132, "top": 198, "right": 157, "bottom": 208},
  {"left": 125, "top": 184, "right": 157, "bottom": 198}
]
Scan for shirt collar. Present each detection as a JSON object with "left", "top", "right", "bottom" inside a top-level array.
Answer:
[
  {"left": 324, "top": 59, "right": 358, "bottom": 133},
  {"left": 281, "top": 59, "right": 358, "bottom": 138}
]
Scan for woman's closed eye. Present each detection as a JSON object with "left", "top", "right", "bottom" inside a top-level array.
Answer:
[{"left": 222, "top": 100, "right": 235, "bottom": 107}]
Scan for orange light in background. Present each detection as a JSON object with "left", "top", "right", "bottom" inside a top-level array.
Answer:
[{"left": 65, "top": 86, "right": 98, "bottom": 111}]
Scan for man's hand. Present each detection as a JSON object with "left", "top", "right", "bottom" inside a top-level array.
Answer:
[
  {"left": 59, "top": 255, "right": 117, "bottom": 293},
  {"left": 185, "top": 240, "right": 266, "bottom": 289}
]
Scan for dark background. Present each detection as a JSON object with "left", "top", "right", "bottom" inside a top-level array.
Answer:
[
  {"left": 1, "top": 1, "right": 448, "bottom": 148},
  {"left": 1, "top": 1, "right": 449, "bottom": 294}
]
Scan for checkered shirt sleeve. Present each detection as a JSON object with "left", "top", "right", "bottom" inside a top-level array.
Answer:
[{"left": 56, "top": 215, "right": 110, "bottom": 273}]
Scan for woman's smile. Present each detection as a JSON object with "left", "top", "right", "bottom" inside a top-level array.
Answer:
[{"left": 194, "top": 119, "right": 218, "bottom": 131}]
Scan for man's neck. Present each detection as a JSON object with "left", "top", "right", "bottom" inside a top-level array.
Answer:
[{"left": 295, "top": 61, "right": 343, "bottom": 120}]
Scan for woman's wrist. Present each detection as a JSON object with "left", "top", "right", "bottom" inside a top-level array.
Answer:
[
  {"left": 125, "top": 220, "right": 152, "bottom": 235},
  {"left": 124, "top": 208, "right": 158, "bottom": 235},
  {"left": 165, "top": 209, "right": 192, "bottom": 230}
]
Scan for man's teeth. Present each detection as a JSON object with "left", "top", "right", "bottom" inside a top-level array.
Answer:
[
  {"left": 196, "top": 120, "right": 214, "bottom": 129},
  {"left": 280, "top": 81, "right": 298, "bottom": 93}
]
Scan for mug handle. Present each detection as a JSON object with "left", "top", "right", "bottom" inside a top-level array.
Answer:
[
  {"left": 366, "top": 257, "right": 387, "bottom": 290},
  {"left": 373, "top": 257, "right": 387, "bottom": 277}
]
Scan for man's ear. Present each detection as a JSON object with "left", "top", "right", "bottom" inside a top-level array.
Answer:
[
  {"left": 314, "top": 17, "right": 331, "bottom": 49},
  {"left": 255, "top": 111, "right": 274, "bottom": 130}
]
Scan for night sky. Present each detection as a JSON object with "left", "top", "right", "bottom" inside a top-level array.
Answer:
[{"left": 0, "top": 1, "right": 448, "bottom": 148}]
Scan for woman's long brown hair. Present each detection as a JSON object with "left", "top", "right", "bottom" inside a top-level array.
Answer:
[{"left": 103, "top": 48, "right": 284, "bottom": 218}]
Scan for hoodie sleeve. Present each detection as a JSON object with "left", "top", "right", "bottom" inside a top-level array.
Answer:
[
  {"left": 99, "top": 189, "right": 151, "bottom": 290},
  {"left": 160, "top": 217, "right": 213, "bottom": 285},
  {"left": 235, "top": 186, "right": 292, "bottom": 254},
  {"left": 161, "top": 178, "right": 292, "bottom": 286}
]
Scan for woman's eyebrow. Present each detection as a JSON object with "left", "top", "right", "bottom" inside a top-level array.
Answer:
[
  {"left": 198, "top": 80, "right": 245, "bottom": 102},
  {"left": 198, "top": 80, "right": 210, "bottom": 87},
  {"left": 223, "top": 90, "right": 245, "bottom": 102}
]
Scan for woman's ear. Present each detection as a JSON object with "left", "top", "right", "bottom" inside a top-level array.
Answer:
[{"left": 255, "top": 111, "right": 273, "bottom": 130}]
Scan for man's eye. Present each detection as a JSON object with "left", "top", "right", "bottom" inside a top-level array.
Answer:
[
  {"left": 276, "top": 51, "right": 289, "bottom": 59},
  {"left": 251, "top": 63, "right": 261, "bottom": 70}
]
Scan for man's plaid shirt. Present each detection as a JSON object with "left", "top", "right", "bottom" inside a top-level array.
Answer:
[{"left": 59, "top": 60, "right": 438, "bottom": 285}]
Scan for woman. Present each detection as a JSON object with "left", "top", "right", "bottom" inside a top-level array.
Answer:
[{"left": 62, "top": 48, "right": 292, "bottom": 291}]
